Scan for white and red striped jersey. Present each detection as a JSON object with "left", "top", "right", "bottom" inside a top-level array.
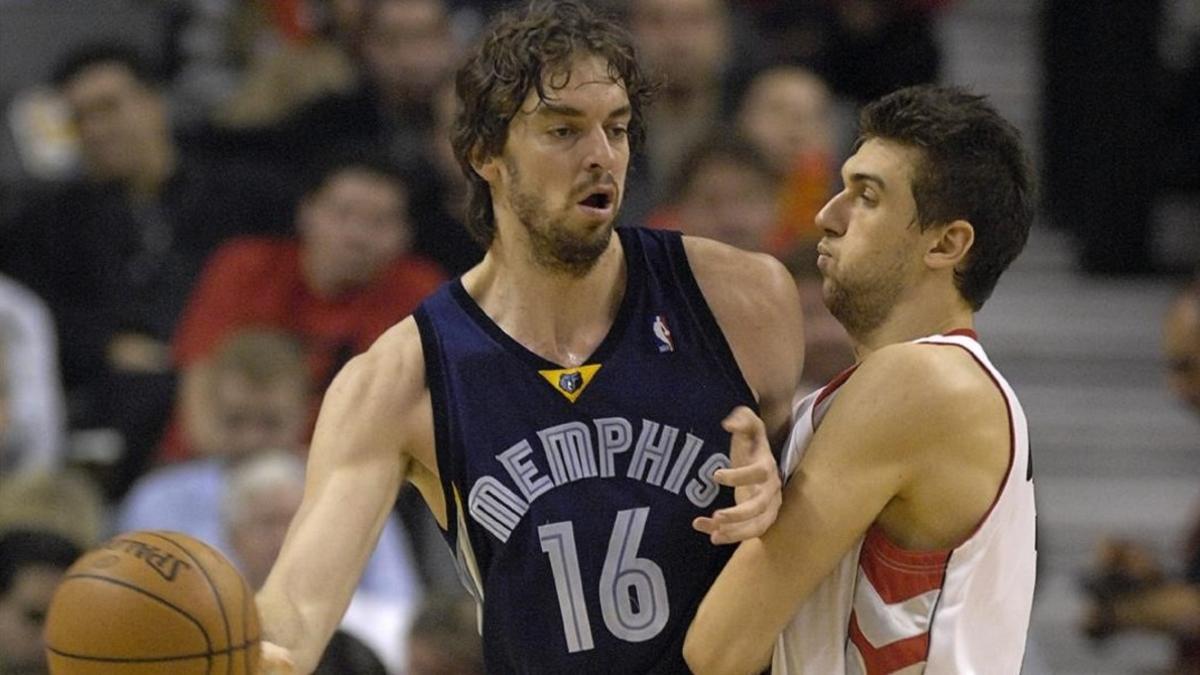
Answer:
[{"left": 773, "top": 330, "right": 1036, "bottom": 675}]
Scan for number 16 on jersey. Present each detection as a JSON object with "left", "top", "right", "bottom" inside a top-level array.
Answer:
[{"left": 538, "top": 507, "right": 670, "bottom": 652}]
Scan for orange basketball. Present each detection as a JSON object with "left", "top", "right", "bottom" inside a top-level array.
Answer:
[{"left": 43, "top": 530, "right": 261, "bottom": 675}]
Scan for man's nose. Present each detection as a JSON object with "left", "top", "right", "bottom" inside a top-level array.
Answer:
[
  {"left": 816, "top": 191, "right": 849, "bottom": 237},
  {"left": 582, "top": 126, "right": 618, "bottom": 171}
]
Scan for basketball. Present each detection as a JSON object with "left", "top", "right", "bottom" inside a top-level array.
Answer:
[{"left": 43, "top": 530, "right": 261, "bottom": 675}]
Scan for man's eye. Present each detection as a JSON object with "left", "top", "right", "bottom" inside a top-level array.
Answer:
[
  {"left": 550, "top": 127, "right": 576, "bottom": 139},
  {"left": 608, "top": 126, "right": 629, "bottom": 138}
]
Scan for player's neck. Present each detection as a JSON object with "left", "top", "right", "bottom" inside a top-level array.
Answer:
[
  {"left": 851, "top": 286, "right": 975, "bottom": 359},
  {"left": 465, "top": 233, "right": 627, "bottom": 367}
]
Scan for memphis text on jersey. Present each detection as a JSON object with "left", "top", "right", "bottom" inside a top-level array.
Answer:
[{"left": 468, "top": 415, "right": 730, "bottom": 543}]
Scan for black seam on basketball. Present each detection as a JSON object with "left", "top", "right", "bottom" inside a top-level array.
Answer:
[
  {"left": 241, "top": 571, "right": 253, "bottom": 674},
  {"left": 146, "top": 532, "right": 232, "bottom": 675},
  {"left": 46, "top": 640, "right": 259, "bottom": 663},
  {"left": 53, "top": 573, "right": 213, "bottom": 656}
]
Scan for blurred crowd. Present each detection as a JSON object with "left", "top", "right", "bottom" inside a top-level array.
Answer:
[{"left": 0, "top": 0, "right": 1197, "bottom": 674}]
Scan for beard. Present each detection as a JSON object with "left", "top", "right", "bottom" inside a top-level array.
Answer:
[
  {"left": 823, "top": 252, "right": 908, "bottom": 339},
  {"left": 506, "top": 159, "right": 617, "bottom": 278}
]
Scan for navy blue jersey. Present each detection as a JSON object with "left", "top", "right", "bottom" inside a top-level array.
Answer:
[{"left": 415, "top": 227, "right": 758, "bottom": 674}]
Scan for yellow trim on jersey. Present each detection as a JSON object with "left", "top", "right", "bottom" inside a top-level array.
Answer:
[
  {"left": 453, "top": 484, "right": 486, "bottom": 606},
  {"left": 538, "top": 364, "right": 602, "bottom": 403}
]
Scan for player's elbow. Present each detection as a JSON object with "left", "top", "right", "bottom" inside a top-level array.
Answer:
[
  {"left": 683, "top": 628, "right": 766, "bottom": 675},
  {"left": 682, "top": 633, "right": 722, "bottom": 675}
]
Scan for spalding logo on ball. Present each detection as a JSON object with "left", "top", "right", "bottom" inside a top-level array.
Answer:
[{"left": 43, "top": 530, "right": 261, "bottom": 675}]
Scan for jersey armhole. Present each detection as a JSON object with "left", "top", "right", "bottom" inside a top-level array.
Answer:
[
  {"left": 662, "top": 232, "right": 759, "bottom": 410},
  {"left": 918, "top": 340, "right": 1018, "bottom": 548},
  {"left": 413, "top": 304, "right": 459, "bottom": 546}
]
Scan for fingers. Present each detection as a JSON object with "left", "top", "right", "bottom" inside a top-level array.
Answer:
[
  {"left": 711, "top": 488, "right": 776, "bottom": 524},
  {"left": 692, "top": 495, "right": 780, "bottom": 545},
  {"left": 722, "top": 407, "right": 767, "bottom": 459},
  {"left": 718, "top": 406, "right": 777, "bottom": 488},
  {"left": 709, "top": 511, "right": 776, "bottom": 545},
  {"left": 258, "top": 642, "right": 296, "bottom": 675},
  {"left": 691, "top": 406, "right": 781, "bottom": 545},
  {"left": 693, "top": 516, "right": 718, "bottom": 537},
  {"left": 692, "top": 483, "right": 782, "bottom": 545},
  {"left": 713, "top": 463, "right": 770, "bottom": 487}
]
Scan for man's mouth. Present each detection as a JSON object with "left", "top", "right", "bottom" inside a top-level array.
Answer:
[{"left": 578, "top": 192, "right": 612, "bottom": 209}]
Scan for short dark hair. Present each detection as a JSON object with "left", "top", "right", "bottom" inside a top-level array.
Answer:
[
  {"left": 670, "top": 128, "right": 782, "bottom": 203},
  {"left": 0, "top": 529, "right": 81, "bottom": 596},
  {"left": 51, "top": 42, "right": 161, "bottom": 89},
  {"left": 451, "top": 0, "right": 657, "bottom": 248},
  {"left": 301, "top": 145, "right": 411, "bottom": 203},
  {"left": 858, "top": 85, "right": 1034, "bottom": 311}
]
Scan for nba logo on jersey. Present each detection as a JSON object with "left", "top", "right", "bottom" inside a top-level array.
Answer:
[
  {"left": 558, "top": 372, "right": 583, "bottom": 393},
  {"left": 652, "top": 314, "right": 675, "bottom": 353}
]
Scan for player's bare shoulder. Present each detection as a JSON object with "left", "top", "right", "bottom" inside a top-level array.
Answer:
[
  {"left": 863, "top": 340, "right": 1002, "bottom": 415},
  {"left": 680, "top": 235, "right": 805, "bottom": 440},
  {"left": 845, "top": 342, "right": 995, "bottom": 421},
  {"left": 846, "top": 340, "right": 1010, "bottom": 473},
  {"left": 681, "top": 236, "right": 800, "bottom": 330},
  {"left": 317, "top": 317, "right": 435, "bottom": 469}
]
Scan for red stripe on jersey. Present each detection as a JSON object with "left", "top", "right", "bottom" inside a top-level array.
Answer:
[
  {"left": 847, "top": 611, "right": 931, "bottom": 674},
  {"left": 815, "top": 364, "right": 859, "bottom": 407},
  {"left": 858, "top": 525, "right": 952, "bottom": 604}
]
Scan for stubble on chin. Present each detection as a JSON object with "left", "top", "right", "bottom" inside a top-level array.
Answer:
[
  {"left": 528, "top": 220, "right": 613, "bottom": 277},
  {"left": 511, "top": 188, "right": 615, "bottom": 278},
  {"left": 823, "top": 270, "right": 900, "bottom": 340}
]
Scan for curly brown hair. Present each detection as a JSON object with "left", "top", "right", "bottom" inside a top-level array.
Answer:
[{"left": 451, "top": 0, "right": 657, "bottom": 248}]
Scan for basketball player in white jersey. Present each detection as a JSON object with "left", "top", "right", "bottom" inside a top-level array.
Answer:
[{"left": 683, "top": 85, "right": 1037, "bottom": 674}]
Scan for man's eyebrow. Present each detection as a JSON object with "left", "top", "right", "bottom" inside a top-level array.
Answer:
[
  {"left": 535, "top": 102, "right": 632, "bottom": 120},
  {"left": 847, "top": 172, "right": 887, "bottom": 190}
]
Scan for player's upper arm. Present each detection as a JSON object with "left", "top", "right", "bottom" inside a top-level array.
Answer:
[
  {"left": 301, "top": 319, "right": 427, "bottom": 492},
  {"left": 682, "top": 236, "right": 805, "bottom": 445},
  {"left": 684, "top": 343, "right": 966, "bottom": 674}
]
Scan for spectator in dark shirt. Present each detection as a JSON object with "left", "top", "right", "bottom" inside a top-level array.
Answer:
[
  {"left": 200, "top": 0, "right": 478, "bottom": 276},
  {"left": 0, "top": 43, "right": 293, "bottom": 498}
]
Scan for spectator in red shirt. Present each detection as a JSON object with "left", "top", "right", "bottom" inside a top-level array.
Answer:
[{"left": 167, "top": 149, "right": 446, "bottom": 460}]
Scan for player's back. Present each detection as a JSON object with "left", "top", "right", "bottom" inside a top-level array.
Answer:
[
  {"left": 415, "top": 227, "right": 757, "bottom": 673},
  {"left": 774, "top": 331, "right": 1036, "bottom": 675}
]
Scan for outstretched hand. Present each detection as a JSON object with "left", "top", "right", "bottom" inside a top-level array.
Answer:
[
  {"left": 692, "top": 406, "right": 782, "bottom": 545},
  {"left": 258, "top": 641, "right": 297, "bottom": 675}
]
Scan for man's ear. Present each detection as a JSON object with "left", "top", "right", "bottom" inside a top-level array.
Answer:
[
  {"left": 470, "top": 145, "right": 500, "bottom": 184},
  {"left": 924, "top": 219, "right": 974, "bottom": 271}
]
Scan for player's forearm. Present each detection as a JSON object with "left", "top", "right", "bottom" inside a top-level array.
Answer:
[
  {"left": 257, "top": 459, "right": 404, "bottom": 672},
  {"left": 256, "top": 581, "right": 328, "bottom": 674},
  {"left": 684, "top": 604, "right": 774, "bottom": 674},
  {"left": 256, "top": 532, "right": 382, "bottom": 672},
  {"left": 684, "top": 540, "right": 778, "bottom": 675}
]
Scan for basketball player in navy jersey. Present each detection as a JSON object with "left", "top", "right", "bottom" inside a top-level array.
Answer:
[{"left": 256, "top": 2, "right": 805, "bottom": 673}]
